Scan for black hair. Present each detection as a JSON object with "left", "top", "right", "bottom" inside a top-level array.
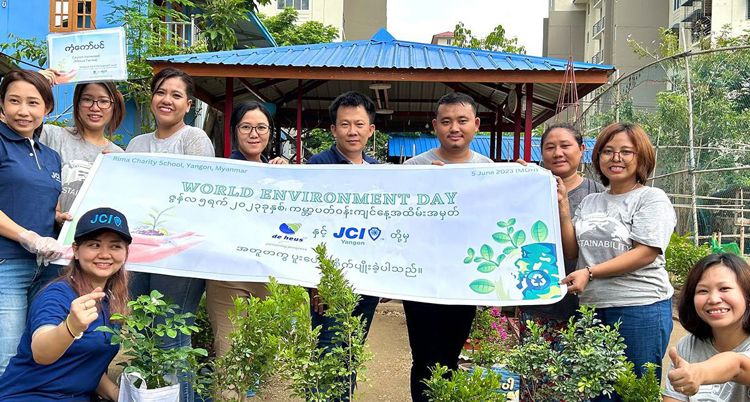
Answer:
[
  {"left": 151, "top": 67, "right": 195, "bottom": 98},
  {"left": 435, "top": 92, "right": 478, "bottom": 117},
  {"left": 230, "top": 101, "right": 274, "bottom": 146},
  {"left": 541, "top": 122, "right": 583, "bottom": 146},
  {"left": 679, "top": 253, "right": 750, "bottom": 341},
  {"left": 328, "top": 91, "right": 376, "bottom": 124}
]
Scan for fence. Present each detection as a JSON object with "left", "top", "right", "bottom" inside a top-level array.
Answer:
[{"left": 577, "top": 43, "right": 750, "bottom": 248}]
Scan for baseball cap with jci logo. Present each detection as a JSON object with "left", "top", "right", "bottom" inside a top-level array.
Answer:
[{"left": 74, "top": 207, "right": 132, "bottom": 243}]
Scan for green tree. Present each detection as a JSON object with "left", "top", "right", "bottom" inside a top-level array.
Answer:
[
  {"left": 452, "top": 22, "right": 526, "bottom": 54},
  {"left": 195, "top": 0, "right": 272, "bottom": 51},
  {"left": 259, "top": 8, "right": 339, "bottom": 46}
]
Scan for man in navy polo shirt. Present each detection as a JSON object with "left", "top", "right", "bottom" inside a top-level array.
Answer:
[{"left": 307, "top": 91, "right": 379, "bottom": 401}]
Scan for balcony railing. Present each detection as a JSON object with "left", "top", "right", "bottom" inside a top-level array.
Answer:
[
  {"left": 591, "top": 50, "right": 604, "bottom": 64},
  {"left": 593, "top": 16, "right": 606, "bottom": 37}
]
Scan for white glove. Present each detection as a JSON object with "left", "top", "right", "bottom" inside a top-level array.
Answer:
[{"left": 17, "top": 230, "right": 64, "bottom": 264}]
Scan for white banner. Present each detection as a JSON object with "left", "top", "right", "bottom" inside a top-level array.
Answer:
[{"left": 57, "top": 153, "right": 567, "bottom": 306}]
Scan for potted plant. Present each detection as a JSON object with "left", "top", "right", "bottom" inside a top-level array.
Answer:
[
  {"left": 459, "top": 307, "right": 521, "bottom": 400},
  {"left": 614, "top": 362, "right": 662, "bottom": 402},
  {"left": 97, "top": 290, "right": 208, "bottom": 401},
  {"left": 425, "top": 305, "right": 630, "bottom": 401},
  {"left": 278, "top": 243, "right": 372, "bottom": 402},
  {"left": 502, "top": 305, "right": 628, "bottom": 401},
  {"left": 424, "top": 364, "right": 507, "bottom": 402},
  {"left": 209, "top": 243, "right": 371, "bottom": 402},
  {"left": 211, "top": 279, "right": 309, "bottom": 401}
]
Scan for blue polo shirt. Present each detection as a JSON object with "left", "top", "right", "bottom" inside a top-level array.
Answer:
[
  {"left": 0, "top": 281, "right": 119, "bottom": 401},
  {"left": 0, "top": 121, "right": 62, "bottom": 259},
  {"left": 307, "top": 145, "right": 379, "bottom": 165}
]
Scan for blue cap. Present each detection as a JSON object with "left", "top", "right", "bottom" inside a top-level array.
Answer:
[{"left": 74, "top": 207, "right": 132, "bottom": 243}]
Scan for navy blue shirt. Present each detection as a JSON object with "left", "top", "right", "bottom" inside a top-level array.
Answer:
[
  {"left": 0, "top": 121, "right": 62, "bottom": 259},
  {"left": 307, "top": 145, "right": 379, "bottom": 165},
  {"left": 0, "top": 281, "right": 119, "bottom": 401},
  {"left": 229, "top": 150, "right": 268, "bottom": 163}
]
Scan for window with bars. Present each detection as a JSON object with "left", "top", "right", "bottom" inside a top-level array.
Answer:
[
  {"left": 50, "top": 0, "right": 96, "bottom": 32},
  {"left": 277, "top": 0, "right": 309, "bottom": 10}
]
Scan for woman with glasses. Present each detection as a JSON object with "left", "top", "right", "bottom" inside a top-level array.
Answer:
[
  {"left": 558, "top": 122, "right": 675, "bottom": 397},
  {"left": 205, "top": 101, "right": 285, "bottom": 399},
  {"left": 37, "top": 76, "right": 126, "bottom": 298},
  {"left": 40, "top": 78, "right": 125, "bottom": 218}
]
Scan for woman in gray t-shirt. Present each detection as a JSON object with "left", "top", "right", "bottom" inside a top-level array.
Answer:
[
  {"left": 519, "top": 123, "right": 604, "bottom": 337},
  {"left": 664, "top": 253, "right": 750, "bottom": 401},
  {"left": 39, "top": 80, "right": 125, "bottom": 215},
  {"left": 559, "top": 123, "right": 676, "bottom": 392}
]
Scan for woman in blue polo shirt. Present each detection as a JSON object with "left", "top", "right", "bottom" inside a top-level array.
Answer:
[
  {"left": 0, "top": 70, "right": 65, "bottom": 375},
  {"left": 0, "top": 207, "right": 132, "bottom": 401}
]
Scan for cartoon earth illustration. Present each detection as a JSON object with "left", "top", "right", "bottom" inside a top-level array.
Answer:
[{"left": 514, "top": 242, "right": 561, "bottom": 299}]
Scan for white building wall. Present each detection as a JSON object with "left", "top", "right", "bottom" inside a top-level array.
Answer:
[
  {"left": 711, "top": 0, "right": 750, "bottom": 36},
  {"left": 257, "top": 0, "right": 345, "bottom": 40}
]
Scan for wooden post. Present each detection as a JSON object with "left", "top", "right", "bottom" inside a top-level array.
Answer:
[
  {"left": 296, "top": 79, "right": 303, "bottom": 164},
  {"left": 742, "top": 189, "right": 746, "bottom": 255},
  {"left": 513, "top": 89, "right": 522, "bottom": 160},
  {"left": 524, "top": 83, "right": 534, "bottom": 161},
  {"left": 223, "top": 78, "right": 233, "bottom": 158}
]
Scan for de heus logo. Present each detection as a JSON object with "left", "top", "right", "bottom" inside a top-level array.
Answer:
[
  {"left": 333, "top": 227, "right": 381, "bottom": 241},
  {"left": 274, "top": 223, "right": 303, "bottom": 242},
  {"left": 90, "top": 213, "right": 123, "bottom": 227}
]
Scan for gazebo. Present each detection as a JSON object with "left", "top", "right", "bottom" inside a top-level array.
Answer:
[{"left": 149, "top": 28, "right": 615, "bottom": 162}]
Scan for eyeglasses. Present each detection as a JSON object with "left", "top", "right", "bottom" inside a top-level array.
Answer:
[
  {"left": 79, "top": 98, "right": 113, "bottom": 110},
  {"left": 599, "top": 149, "right": 637, "bottom": 162},
  {"left": 237, "top": 124, "right": 270, "bottom": 135}
]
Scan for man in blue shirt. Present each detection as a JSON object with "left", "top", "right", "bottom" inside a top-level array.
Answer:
[{"left": 307, "top": 91, "right": 379, "bottom": 401}]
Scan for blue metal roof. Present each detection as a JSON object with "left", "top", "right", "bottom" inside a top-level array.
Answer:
[
  {"left": 388, "top": 134, "right": 596, "bottom": 163},
  {"left": 149, "top": 28, "right": 614, "bottom": 72}
]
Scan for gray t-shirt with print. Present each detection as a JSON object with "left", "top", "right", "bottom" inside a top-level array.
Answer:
[
  {"left": 125, "top": 125, "right": 215, "bottom": 157},
  {"left": 524, "top": 177, "right": 605, "bottom": 319},
  {"left": 40, "top": 125, "right": 124, "bottom": 213},
  {"left": 403, "top": 148, "right": 493, "bottom": 165},
  {"left": 663, "top": 335, "right": 750, "bottom": 401},
  {"left": 573, "top": 186, "right": 675, "bottom": 308}
]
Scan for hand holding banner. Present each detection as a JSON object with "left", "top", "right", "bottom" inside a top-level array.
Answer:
[{"left": 57, "top": 153, "right": 566, "bottom": 306}]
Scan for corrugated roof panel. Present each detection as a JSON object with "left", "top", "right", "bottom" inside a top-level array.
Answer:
[
  {"left": 387, "top": 135, "right": 596, "bottom": 163},
  {"left": 149, "top": 28, "right": 614, "bottom": 73}
]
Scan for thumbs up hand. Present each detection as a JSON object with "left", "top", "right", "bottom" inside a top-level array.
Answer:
[{"left": 668, "top": 347, "right": 700, "bottom": 396}]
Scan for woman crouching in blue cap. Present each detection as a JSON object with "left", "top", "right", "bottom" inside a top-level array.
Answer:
[{"left": 0, "top": 207, "right": 132, "bottom": 401}]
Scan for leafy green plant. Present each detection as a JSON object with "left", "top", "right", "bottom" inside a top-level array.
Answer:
[
  {"left": 614, "top": 362, "right": 662, "bottom": 402},
  {"left": 193, "top": 294, "right": 215, "bottom": 363},
  {"left": 665, "top": 233, "right": 710, "bottom": 285},
  {"left": 212, "top": 279, "right": 309, "bottom": 401},
  {"left": 501, "top": 305, "right": 628, "bottom": 401},
  {"left": 97, "top": 290, "right": 208, "bottom": 391},
  {"left": 424, "top": 364, "right": 507, "bottom": 402},
  {"left": 0, "top": 33, "right": 48, "bottom": 67},
  {"left": 278, "top": 243, "right": 372, "bottom": 402}
]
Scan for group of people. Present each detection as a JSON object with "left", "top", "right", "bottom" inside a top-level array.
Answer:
[{"left": 0, "top": 65, "right": 749, "bottom": 402}]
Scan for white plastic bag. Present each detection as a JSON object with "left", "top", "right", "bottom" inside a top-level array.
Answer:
[{"left": 118, "top": 372, "right": 180, "bottom": 402}]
